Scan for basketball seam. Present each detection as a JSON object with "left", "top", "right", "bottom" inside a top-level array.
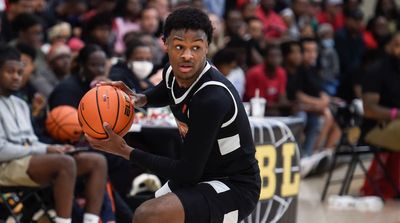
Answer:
[
  {"left": 49, "top": 108, "right": 77, "bottom": 136},
  {"left": 116, "top": 102, "right": 134, "bottom": 135},
  {"left": 58, "top": 124, "right": 78, "bottom": 141},
  {"left": 79, "top": 104, "right": 107, "bottom": 135},
  {"left": 113, "top": 87, "right": 120, "bottom": 131},
  {"left": 96, "top": 86, "right": 106, "bottom": 136},
  {"left": 57, "top": 108, "right": 77, "bottom": 123}
]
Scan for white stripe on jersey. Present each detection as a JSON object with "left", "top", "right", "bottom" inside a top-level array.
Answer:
[
  {"left": 170, "top": 62, "right": 212, "bottom": 104},
  {"left": 201, "top": 180, "right": 230, "bottom": 193},
  {"left": 193, "top": 81, "right": 238, "bottom": 128},
  {"left": 218, "top": 134, "right": 241, "bottom": 155},
  {"left": 223, "top": 210, "right": 238, "bottom": 223},
  {"left": 165, "top": 66, "right": 173, "bottom": 89}
]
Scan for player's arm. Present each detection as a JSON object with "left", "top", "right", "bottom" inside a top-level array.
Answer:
[
  {"left": 102, "top": 77, "right": 170, "bottom": 108},
  {"left": 142, "top": 79, "right": 170, "bottom": 107},
  {"left": 87, "top": 87, "right": 231, "bottom": 184},
  {"left": 131, "top": 88, "right": 230, "bottom": 184}
]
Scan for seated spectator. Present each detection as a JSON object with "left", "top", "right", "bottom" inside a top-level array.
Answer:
[
  {"left": 361, "top": 32, "right": 400, "bottom": 199},
  {"left": 317, "top": 0, "right": 345, "bottom": 31},
  {"left": 0, "top": 0, "right": 36, "bottom": 42},
  {"left": 317, "top": 23, "right": 340, "bottom": 96},
  {"left": 212, "top": 48, "right": 246, "bottom": 99},
  {"left": 244, "top": 45, "right": 288, "bottom": 115},
  {"left": 281, "top": 40, "right": 303, "bottom": 114},
  {"left": 207, "top": 13, "right": 225, "bottom": 58},
  {"left": 11, "top": 13, "right": 46, "bottom": 71},
  {"left": 109, "top": 40, "right": 155, "bottom": 93},
  {"left": 335, "top": 7, "right": 366, "bottom": 102},
  {"left": 0, "top": 44, "right": 107, "bottom": 223},
  {"left": 148, "top": 0, "right": 170, "bottom": 22},
  {"left": 113, "top": 0, "right": 142, "bottom": 55},
  {"left": 140, "top": 7, "right": 160, "bottom": 37},
  {"left": 82, "top": 12, "right": 114, "bottom": 58},
  {"left": 352, "top": 49, "right": 380, "bottom": 99},
  {"left": 255, "top": 0, "right": 287, "bottom": 39},
  {"left": 48, "top": 44, "right": 108, "bottom": 109},
  {"left": 365, "top": 16, "right": 391, "bottom": 50},
  {"left": 280, "top": 8, "right": 300, "bottom": 40},
  {"left": 295, "top": 38, "right": 330, "bottom": 157},
  {"left": 14, "top": 43, "right": 48, "bottom": 139},
  {"left": 14, "top": 43, "right": 39, "bottom": 105},
  {"left": 46, "top": 43, "right": 73, "bottom": 82},
  {"left": 291, "top": 0, "right": 319, "bottom": 39},
  {"left": 225, "top": 9, "right": 255, "bottom": 70},
  {"left": 241, "top": 2, "right": 258, "bottom": 21},
  {"left": 246, "top": 16, "right": 268, "bottom": 60},
  {"left": 374, "top": 0, "right": 400, "bottom": 33}
]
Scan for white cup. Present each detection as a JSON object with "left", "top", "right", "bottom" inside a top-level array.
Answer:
[{"left": 250, "top": 97, "right": 266, "bottom": 117}]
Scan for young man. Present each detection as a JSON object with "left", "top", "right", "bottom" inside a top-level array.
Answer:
[
  {"left": 87, "top": 7, "right": 261, "bottom": 223},
  {"left": 361, "top": 32, "right": 400, "bottom": 199},
  {"left": 244, "top": 44, "right": 289, "bottom": 115},
  {"left": 0, "top": 45, "right": 107, "bottom": 223}
]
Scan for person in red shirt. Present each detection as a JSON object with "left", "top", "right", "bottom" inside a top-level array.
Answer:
[
  {"left": 317, "top": 0, "right": 345, "bottom": 31},
  {"left": 244, "top": 45, "right": 288, "bottom": 115},
  {"left": 255, "top": 0, "right": 287, "bottom": 39}
]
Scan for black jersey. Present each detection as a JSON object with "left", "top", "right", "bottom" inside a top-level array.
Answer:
[{"left": 130, "top": 62, "right": 259, "bottom": 187}]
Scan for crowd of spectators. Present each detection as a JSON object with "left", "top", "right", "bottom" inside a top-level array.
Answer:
[{"left": 1, "top": 0, "right": 400, "bottom": 221}]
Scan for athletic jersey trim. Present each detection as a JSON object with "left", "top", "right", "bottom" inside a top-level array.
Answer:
[
  {"left": 193, "top": 81, "right": 238, "bottom": 128},
  {"left": 169, "top": 62, "right": 212, "bottom": 104}
]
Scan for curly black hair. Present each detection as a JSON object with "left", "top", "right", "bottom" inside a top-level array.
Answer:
[
  {"left": 13, "top": 13, "right": 42, "bottom": 33},
  {"left": 163, "top": 7, "right": 213, "bottom": 44},
  {"left": 0, "top": 44, "right": 20, "bottom": 69}
]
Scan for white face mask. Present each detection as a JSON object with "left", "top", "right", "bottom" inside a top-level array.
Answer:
[{"left": 130, "top": 61, "right": 154, "bottom": 80}]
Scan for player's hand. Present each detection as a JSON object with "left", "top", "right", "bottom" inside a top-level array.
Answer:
[
  {"left": 85, "top": 122, "right": 133, "bottom": 160},
  {"left": 97, "top": 81, "right": 147, "bottom": 107}
]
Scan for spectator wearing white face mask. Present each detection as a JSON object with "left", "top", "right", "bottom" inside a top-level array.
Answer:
[
  {"left": 109, "top": 40, "right": 155, "bottom": 93},
  {"left": 318, "top": 23, "right": 340, "bottom": 96}
]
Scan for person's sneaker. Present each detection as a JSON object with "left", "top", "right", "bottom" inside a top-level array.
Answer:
[
  {"left": 301, "top": 150, "right": 333, "bottom": 178},
  {"left": 300, "top": 156, "right": 315, "bottom": 178}
]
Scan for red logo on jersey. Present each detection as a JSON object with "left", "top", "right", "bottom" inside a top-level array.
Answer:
[
  {"left": 176, "top": 120, "right": 189, "bottom": 138},
  {"left": 182, "top": 104, "right": 187, "bottom": 114}
]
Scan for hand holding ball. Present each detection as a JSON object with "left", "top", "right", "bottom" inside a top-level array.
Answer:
[{"left": 78, "top": 85, "right": 135, "bottom": 139}]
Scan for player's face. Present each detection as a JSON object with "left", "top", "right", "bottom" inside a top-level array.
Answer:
[
  {"left": 0, "top": 60, "right": 24, "bottom": 94},
  {"left": 165, "top": 29, "right": 208, "bottom": 87}
]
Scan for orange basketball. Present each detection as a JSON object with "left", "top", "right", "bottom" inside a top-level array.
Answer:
[
  {"left": 46, "top": 106, "right": 83, "bottom": 143},
  {"left": 78, "top": 85, "right": 135, "bottom": 139}
]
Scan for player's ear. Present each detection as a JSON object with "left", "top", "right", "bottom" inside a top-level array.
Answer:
[{"left": 162, "top": 36, "right": 168, "bottom": 53}]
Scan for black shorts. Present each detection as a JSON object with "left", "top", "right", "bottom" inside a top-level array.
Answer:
[{"left": 170, "top": 177, "right": 260, "bottom": 223}]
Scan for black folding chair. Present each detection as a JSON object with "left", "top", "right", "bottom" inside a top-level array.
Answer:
[
  {"left": 0, "top": 186, "right": 55, "bottom": 223},
  {"left": 321, "top": 102, "right": 400, "bottom": 201}
]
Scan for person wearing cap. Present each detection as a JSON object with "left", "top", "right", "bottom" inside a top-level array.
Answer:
[{"left": 47, "top": 43, "right": 72, "bottom": 81}]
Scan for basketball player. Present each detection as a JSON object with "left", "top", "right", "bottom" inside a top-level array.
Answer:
[{"left": 87, "top": 7, "right": 261, "bottom": 223}]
